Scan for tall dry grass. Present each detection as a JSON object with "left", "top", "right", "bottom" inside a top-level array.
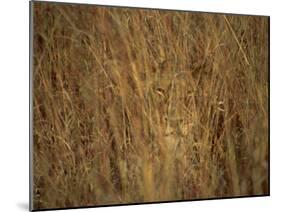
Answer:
[{"left": 32, "top": 2, "right": 269, "bottom": 210}]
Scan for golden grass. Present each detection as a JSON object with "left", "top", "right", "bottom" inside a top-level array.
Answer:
[{"left": 32, "top": 2, "right": 269, "bottom": 210}]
